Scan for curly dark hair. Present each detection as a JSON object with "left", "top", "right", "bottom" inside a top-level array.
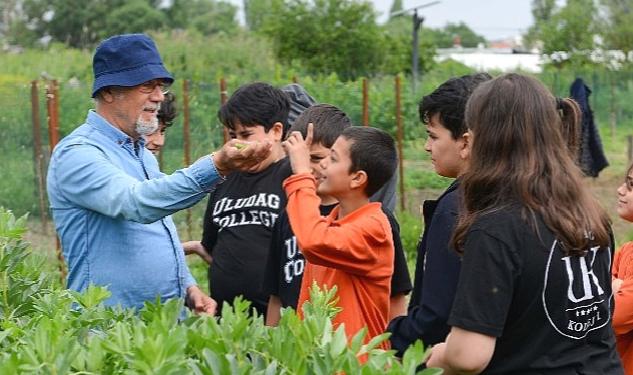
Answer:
[
  {"left": 158, "top": 92, "right": 177, "bottom": 127},
  {"left": 419, "top": 72, "right": 492, "bottom": 139}
]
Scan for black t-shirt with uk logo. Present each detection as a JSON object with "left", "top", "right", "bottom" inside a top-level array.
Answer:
[{"left": 448, "top": 207, "right": 623, "bottom": 375}]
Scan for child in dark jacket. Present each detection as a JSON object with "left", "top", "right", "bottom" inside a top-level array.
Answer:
[{"left": 387, "top": 73, "right": 492, "bottom": 355}]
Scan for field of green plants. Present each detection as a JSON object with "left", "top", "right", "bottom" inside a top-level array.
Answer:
[{"left": 0, "top": 209, "right": 446, "bottom": 373}]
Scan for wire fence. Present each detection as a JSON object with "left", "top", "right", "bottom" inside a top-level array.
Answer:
[{"left": 3, "top": 69, "right": 633, "bottom": 227}]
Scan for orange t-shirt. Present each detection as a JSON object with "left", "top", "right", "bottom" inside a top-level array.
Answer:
[
  {"left": 283, "top": 173, "right": 394, "bottom": 349},
  {"left": 613, "top": 241, "right": 633, "bottom": 374}
]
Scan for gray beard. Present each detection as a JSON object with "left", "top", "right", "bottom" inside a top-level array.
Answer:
[{"left": 135, "top": 115, "right": 159, "bottom": 136}]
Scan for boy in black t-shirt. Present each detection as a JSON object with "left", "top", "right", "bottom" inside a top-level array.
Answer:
[
  {"left": 262, "top": 104, "right": 412, "bottom": 326},
  {"left": 185, "top": 82, "right": 291, "bottom": 317}
]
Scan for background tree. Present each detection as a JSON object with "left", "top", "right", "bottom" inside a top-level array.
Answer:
[
  {"left": 165, "top": 0, "right": 238, "bottom": 35},
  {"left": 599, "top": 0, "right": 633, "bottom": 51},
  {"left": 429, "top": 22, "right": 486, "bottom": 48},
  {"left": 523, "top": 0, "right": 556, "bottom": 48},
  {"left": 244, "top": 0, "right": 281, "bottom": 32},
  {"left": 381, "top": 16, "right": 437, "bottom": 75},
  {"left": 262, "top": 0, "right": 385, "bottom": 80},
  {"left": 105, "top": 0, "right": 166, "bottom": 37},
  {"left": 388, "top": 0, "right": 403, "bottom": 18}
]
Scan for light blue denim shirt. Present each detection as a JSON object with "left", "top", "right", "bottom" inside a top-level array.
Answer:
[{"left": 47, "top": 110, "right": 222, "bottom": 310}]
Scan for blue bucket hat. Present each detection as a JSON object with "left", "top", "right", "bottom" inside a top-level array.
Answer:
[{"left": 92, "top": 34, "right": 174, "bottom": 98}]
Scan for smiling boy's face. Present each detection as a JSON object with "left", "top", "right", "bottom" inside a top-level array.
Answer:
[
  {"left": 316, "top": 137, "right": 355, "bottom": 197},
  {"left": 424, "top": 113, "right": 469, "bottom": 178}
]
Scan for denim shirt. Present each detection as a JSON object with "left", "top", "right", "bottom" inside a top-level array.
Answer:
[{"left": 47, "top": 110, "right": 222, "bottom": 310}]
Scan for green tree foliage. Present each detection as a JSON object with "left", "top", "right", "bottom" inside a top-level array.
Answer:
[
  {"left": 389, "top": 0, "right": 404, "bottom": 18},
  {"left": 381, "top": 16, "right": 437, "bottom": 75},
  {"left": 20, "top": 0, "right": 128, "bottom": 48},
  {"left": 11, "top": 0, "right": 238, "bottom": 48},
  {"left": 105, "top": 0, "right": 166, "bottom": 37},
  {"left": 262, "top": 0, "right": 385, "bottom": 80},
  {"left": 523, "top": 0, "right": 557, "bottom": 48},
  {"left": 244, "top": 0, "right": 282, "bottom": 32},
  {"left": 428, "top": 22, "right": 487, "bottom": 48},
  {"left": 524, "top": 0, "right": 597, "bottom": 66},
  {"left": 599, "top": 0, "right": 633, "bottom": 51},
  {"left": 165, "top": 0, "right": 239, "bottom": 36}
]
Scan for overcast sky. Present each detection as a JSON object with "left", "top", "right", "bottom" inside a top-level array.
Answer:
[
  {"left": 371, "top": 0, "right": 534, "bottom": 40},
  {"left": 226, "top": 0, "right": 535, "bottom": 41}
]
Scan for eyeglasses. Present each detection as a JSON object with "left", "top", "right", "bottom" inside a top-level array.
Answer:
[
  {"left": 138, "top": 80, "right": 171, "bottom": 95},
  {"left": 625, "top": 175, "right": 633, "bottom": 191}
]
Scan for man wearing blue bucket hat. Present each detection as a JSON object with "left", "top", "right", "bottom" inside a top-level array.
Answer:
[{"left": 47, "top": 34, "right": 271, "bottom": 313}]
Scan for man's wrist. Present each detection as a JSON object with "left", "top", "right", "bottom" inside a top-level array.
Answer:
[{"left": 211, "top": 153, "right": 229, "bottom": 179}]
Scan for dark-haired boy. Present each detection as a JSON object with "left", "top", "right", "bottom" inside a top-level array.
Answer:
[
  {"left": 263, "top": 104, "right": 412, "bottom": 326},
  {"left": 387, "top": 73, "right": 492, "bottom": 355},
  {"left": 145, "top": 92, "right": 177, "bottom": 155},
  {"left": 186, "top": 82, "right": 291, "bottom": 317},
  {"left": 282, "top": 124, "right": 398, "bottom": 348}
]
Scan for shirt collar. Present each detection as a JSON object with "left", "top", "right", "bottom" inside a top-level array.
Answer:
[{"left": 86, "top": 110, "right": 145, "bottom": 148}]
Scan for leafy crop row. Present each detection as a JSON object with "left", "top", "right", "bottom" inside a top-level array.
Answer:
[{"left": 0, "top": 208, "right": 439, "bottom": 374}]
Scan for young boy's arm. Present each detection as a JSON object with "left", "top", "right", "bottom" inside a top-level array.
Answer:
[
  {"left": 384, "top": 208, "right": 412, "bottom": 319},
  {"left": 613, "top": 244, "right": 633, "bottom": 335},
  {"left": 266, "top": 296, "right": 283, "bottom": 326},
  {"left": 282, "top": 125, "right": 391, "bottom": 276},
  {"left": 262, "top": 218, "right": 285, "bottom": 326},
  {"left": 283, "top": 174, "right": 390, "bottom": 275}
]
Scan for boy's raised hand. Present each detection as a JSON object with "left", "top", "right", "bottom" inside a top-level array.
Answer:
[{"left": 282, "top": 122, "right": 313, "bottom": 175}]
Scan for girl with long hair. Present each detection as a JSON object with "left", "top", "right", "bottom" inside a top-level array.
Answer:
[{"left": 427, "top": 73, "right": 623, "bottom": 374}]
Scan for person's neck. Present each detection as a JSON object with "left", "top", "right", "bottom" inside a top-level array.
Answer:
[
  {"left": 318, "top": 194, "right": 338, "bottom": 206},
  {"left": 96, "top": 108, "right": 139, "bottom": 140},
  {"left": 335, "top": 193, "right": 370, "bottom": 219},
  {"left": 269, "top": 144, "right": 286, "bottom": 164}
]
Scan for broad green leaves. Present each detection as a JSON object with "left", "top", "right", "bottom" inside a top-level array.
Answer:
[{"left": 0, "top": 208, "right": 437, "bottom": 374}]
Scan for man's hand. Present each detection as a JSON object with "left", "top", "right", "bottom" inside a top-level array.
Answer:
[
  {"left": 186, "top": 285, "right": 217, "bottom": 315},
  {"left": 212, "top": 139, "right": 273, "bottom": 175},
  {"left": 282, "top": 123, "right": 313, "bottom": 175}
]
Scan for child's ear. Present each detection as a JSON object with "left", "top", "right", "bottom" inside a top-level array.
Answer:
[
  {"left": 350, "top": 170, "right": 368, "bottom": 191},
  {"left": 271, "top": 122, "right": 284, "bottom": 142},
  {"left": 459, "top": 131, "right": 472, "bottom": 160}
]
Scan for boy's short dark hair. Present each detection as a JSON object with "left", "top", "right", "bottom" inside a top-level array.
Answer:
[
  {"left": 158, "top": 92, "right": 177, "bottom": 127},
  {"left": 289, "top": 104, "right": 352, "bottom": 148},
  {"left": 218, "top": 82, "right": 290, "bottom": 135},
  {"left": 341, "top": 126, "right": 397, "bottom": 197},
  {"left": 419, "top": 72, "right": 492, "bottom": 139}
]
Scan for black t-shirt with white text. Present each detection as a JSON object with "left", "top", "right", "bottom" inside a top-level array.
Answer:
[
  {"left": 262, "top": 203, "right": 413, "bottom": 309},
  {"left": 201, "top": 158, "right": 292, "bottom": 317},
  {"left": 448, "top": 207, "right": 623, "bottom": 374}
]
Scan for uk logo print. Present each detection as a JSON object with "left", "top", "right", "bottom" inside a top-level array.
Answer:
[{"left": 542, "top": 241, "right": 611, "bottom": 339}]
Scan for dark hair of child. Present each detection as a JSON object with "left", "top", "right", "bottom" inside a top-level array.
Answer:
[
  {"left": 157, "top": 92, "right": 177, "bottom": 127},
  {"left": 419, "top": 72, "right": 493, "bottom": 139},
  {"left": 340, "top": 126, "right": 397, "bottom": 197},
  {"left": 218, "top": 82, "right": 290, "bottom": 135},
  {"left": 289, "top": 104, "right": 352, "bottom": 148}
]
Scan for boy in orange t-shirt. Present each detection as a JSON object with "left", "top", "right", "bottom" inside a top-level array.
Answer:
[{"left": 281, "top": 124, "right": 398, "bottom": 348}]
